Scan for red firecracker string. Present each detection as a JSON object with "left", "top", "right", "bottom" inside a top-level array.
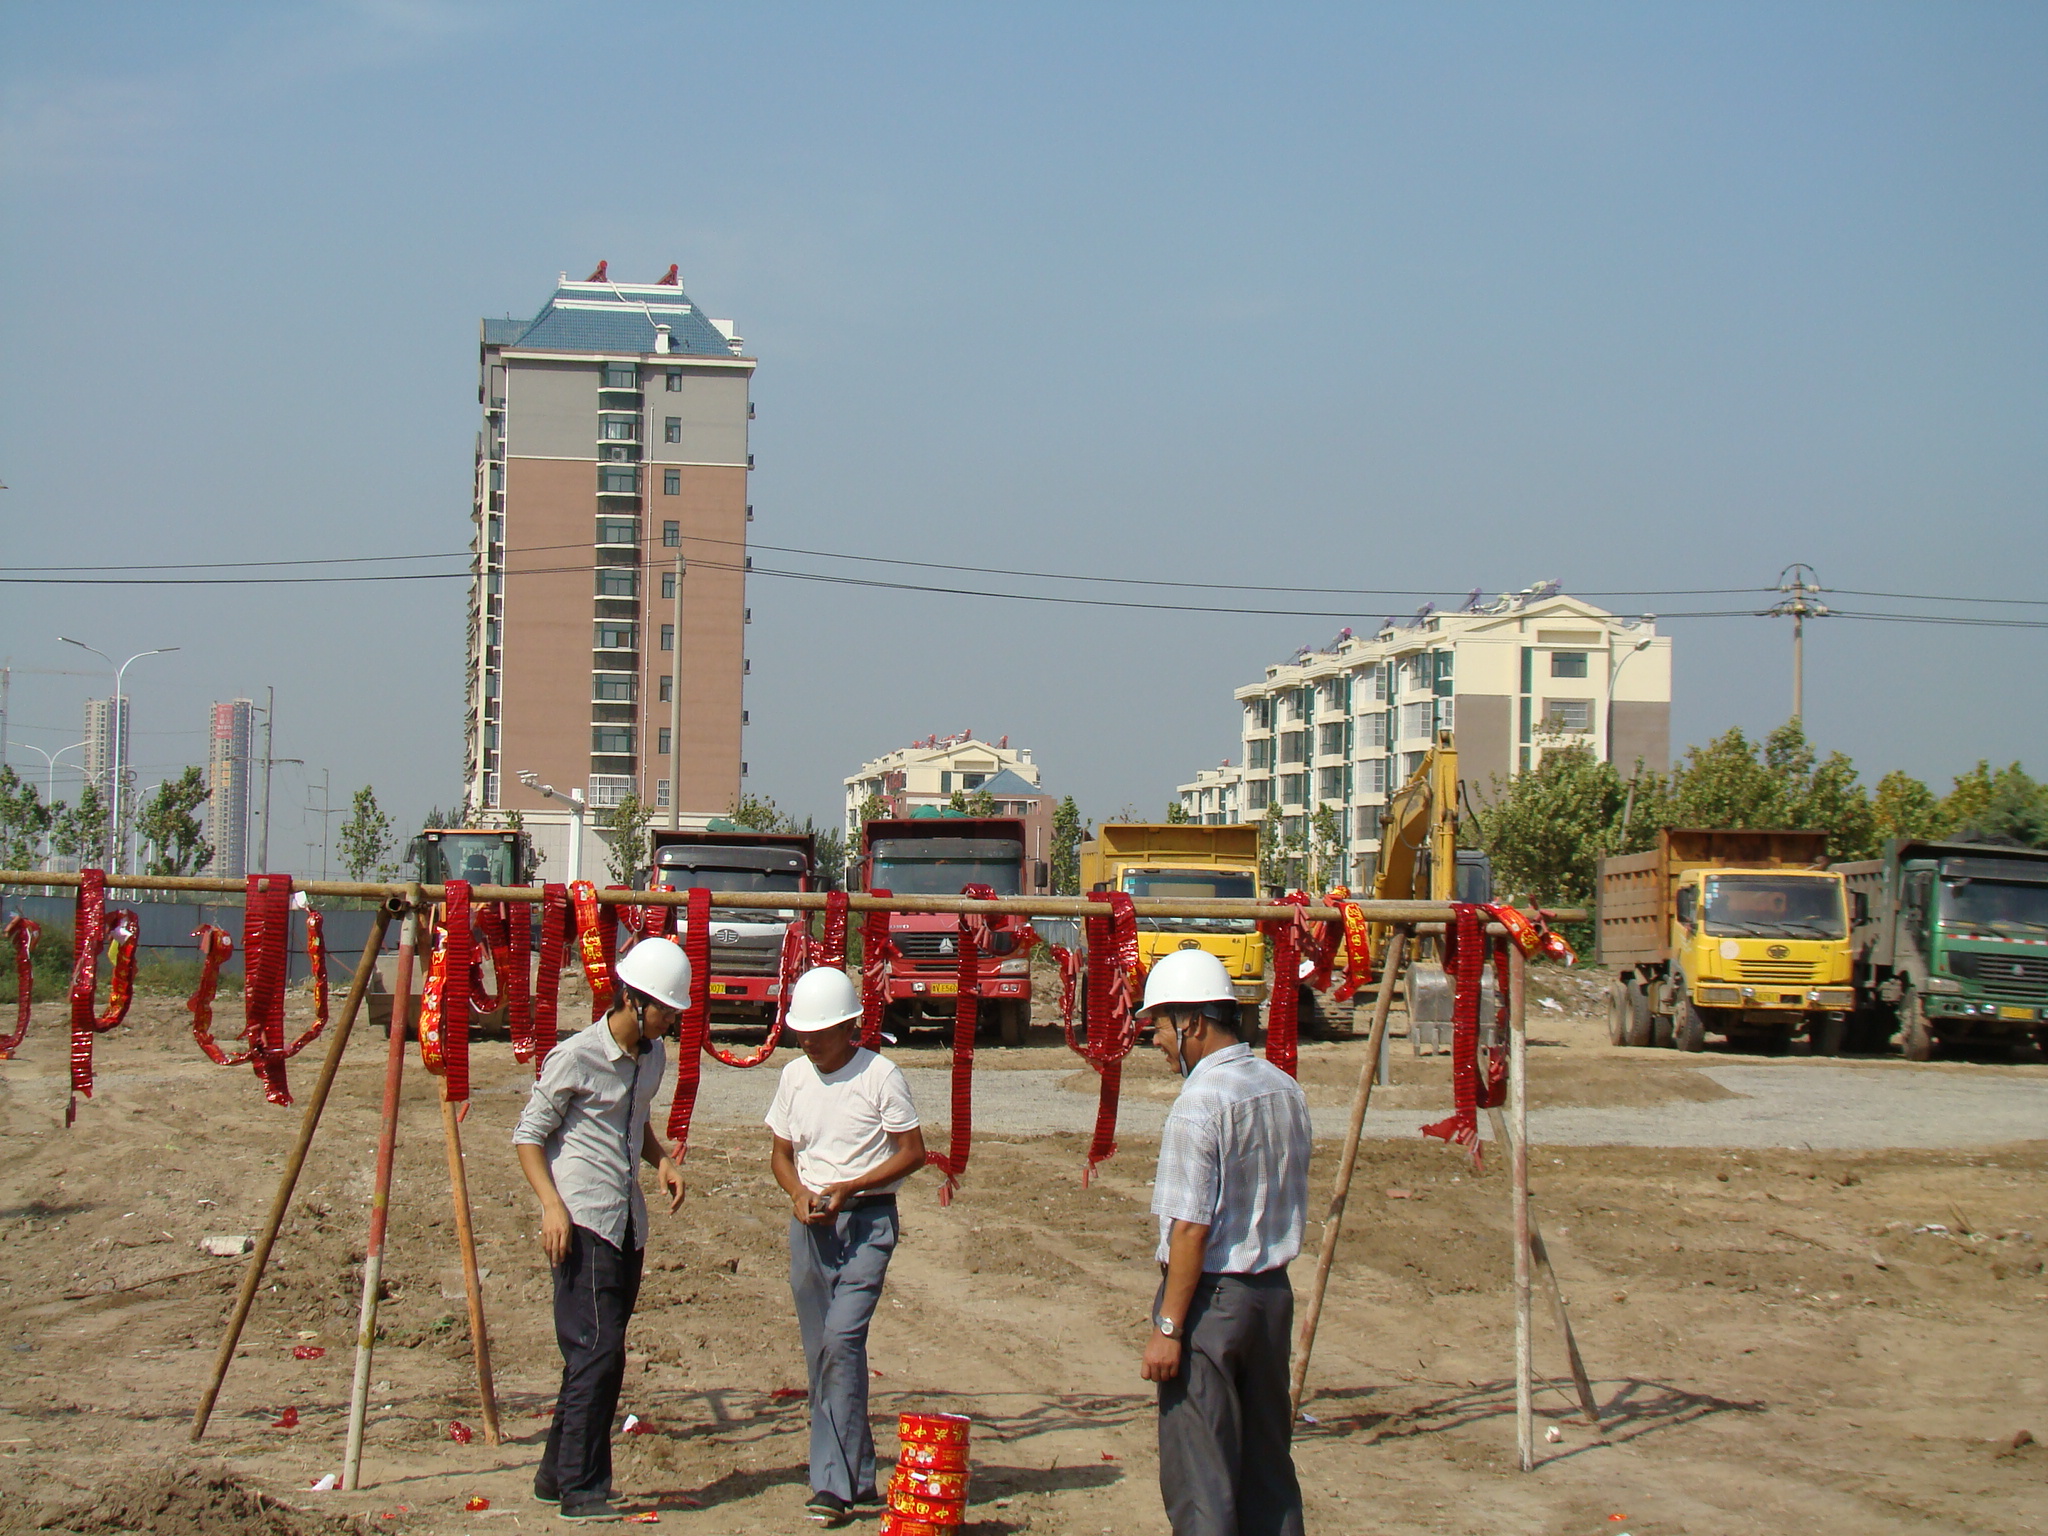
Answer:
[
  {"left": 666, "top": 887, "right": 712, "bottom": 1155},
  {"left": 2, "top": 915, "right": 41, "bottom": 1059},
  {"left": 532, "top": 884, "right": 569, "bottom": 1072}
]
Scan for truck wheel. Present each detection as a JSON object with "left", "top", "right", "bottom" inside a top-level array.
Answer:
[
  {"left": 1674, "top": 998, "right": 1708, "bottom": 1053},
  {"left": 997, "top": 999, "right": 1029, "bottom": 1048},
  {"left": 1623, "top": 983, "right": 1655, "bottom": 1048},
  {"left": 1811, "top": 1012, "right": 1846, "bottom": 1058},
  {"left": 1900, "top": 992, "right": 1933, "bottom": 1062},
  {"left": 1606, "top": 981, "right": 1630, "bottom": 1045}
]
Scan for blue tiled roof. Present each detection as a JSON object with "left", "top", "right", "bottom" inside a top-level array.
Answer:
[
  {"left": 493, "top": 280, "right": 744, "bottom": 358},
  {"left": 481, "top": 317, "right": 526, "bottom": 346},
  {"left": 978, "top": 769, "right": 1043, "bottom": 798}
]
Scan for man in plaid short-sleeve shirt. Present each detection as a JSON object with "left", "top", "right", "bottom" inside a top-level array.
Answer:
[{"left": 1139, "top": 950, "right": 1311, "bottom": 1536}]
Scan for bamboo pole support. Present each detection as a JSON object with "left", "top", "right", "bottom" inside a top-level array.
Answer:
[
  {"left": 1288, "top": 927, "right": 1412, "bottom": 1416},
  {"left": 343, "top": 887, "right": 422, "bottom": 1491},
  {"left": 190, "top": 899, "right": 398, "bottom": 1441},
  {"left": 440, "top": 1087, "right": 502, "bottom": 1445},
  {"left": 1487, "top": 1104, "right": 1603, "bottom": 1432},
  {"left": 1509, "top": 945, "right": 1533, "bottom": 1472}
]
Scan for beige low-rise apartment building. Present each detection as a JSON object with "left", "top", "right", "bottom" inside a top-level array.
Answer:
[
  {"left": 843, "top": 733, "right": 1055, "bottom": 876},
  {"left": 1197, "top": 584, "right": 1671, "bottom": 885},
  {"left": 1176, "top": 762, "right": 1245, "bottom": 825}
]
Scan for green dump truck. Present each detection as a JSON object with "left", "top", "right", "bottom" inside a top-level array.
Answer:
[{"left": 1835, "top": 839, "right": 2048, "bottom": 1060}]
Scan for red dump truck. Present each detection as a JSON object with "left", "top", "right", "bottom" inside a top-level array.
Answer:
[
  {"left": 855, "top": 815, "right": 1041, "bottom": 1044},
  {"left": 650, "top": 829, "right": 817, "bottom": 1021}
]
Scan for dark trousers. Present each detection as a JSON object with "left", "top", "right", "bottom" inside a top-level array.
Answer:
[
  {"left": 1156, "top": 1269, "right": 1304, "bottom": 1536},
  {"left": 538, "top": 1221, "right": 644, "bottom": 1503},
  {"left": 788, "top": 1206, "right": 898, "bottom": 1500}
]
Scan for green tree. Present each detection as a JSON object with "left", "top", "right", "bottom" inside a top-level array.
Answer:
[
  {"left": 726, "top": 791, "right": 786, "bottom": 832},
  {"left": 854, "top": 792, "right": 887, "bottom": 836},
  {"left": 136, "top": 766, "right": 212, "bottom": 876},
  {"left": 598, "top": 793, "right": 654, "bottom": 885},
  {"left": 1945, "top": 763, "right": 2048, "bottom": 847},
  {"left": 0, "top": 765, "right": 52, "bottom": 871},
  {"left": 1476, "top": 745, "right": 1645, "bottom": 909},
  {"left": 1871, "top": 770, "right": 1941, "bottom": 842},
  {"left": 337, "top": 787, "right": 396, "bottom": 882},
  {"left": 1050, "top": 795, "right": 1084, "bottom": 895},
  {"left": 49, "top": 782, "right": 109, "bottom": 870},
  {"left": 946, "top": 788, "right": 968, "bottom": 814},
  {"left": 1164, "top": 800, "right": 1191, "bottom": 824},
  {"left": 963, "top": 786, "right": 997, "bottom": 817},
  {"left": 1665, "top": 720, "right": 1875, "bottom": 860},
  {"left": 1308, "top": 804, "right": 1346, "bottom": 891},
  {"left": 813, "top": 825, "right": 847, "bottom": 888}
]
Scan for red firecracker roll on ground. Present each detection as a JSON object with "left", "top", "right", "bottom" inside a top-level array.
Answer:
[
  {"left": 888, "top": 1412, "right": 971, "bottom": 1528},
  {"left": 894, "top": 1440, "right": 969, "bottom": 1473},
  {"left": 878, "top": 1518, "right": 948, "bottom": 1536}
]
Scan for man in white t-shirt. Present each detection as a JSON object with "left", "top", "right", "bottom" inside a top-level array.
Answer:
[{"left": 766, "top": 966, "right": 926, "bottom": 1526}]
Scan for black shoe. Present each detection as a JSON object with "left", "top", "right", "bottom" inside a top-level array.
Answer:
[
  {"left": 805, "top": 1490, "right": 850, "bottom": 1524},
  {"left": 559, "top": 1499, "right": 623, "bottom": 1522},
  {"left": 535, "top": 1483, "right": 611, "bottom": 1507}
]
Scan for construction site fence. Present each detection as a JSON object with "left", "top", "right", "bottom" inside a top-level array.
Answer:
[{"left": 0, "top": 870, "right": 1583, "bottom": 927}]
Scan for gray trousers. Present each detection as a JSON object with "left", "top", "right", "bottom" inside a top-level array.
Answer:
[
  {"left": 789, "top": 1205, "right": 899, "bottom": 1500},
  {"left": 1156, "top": 1269, "right": 1305, "bottom": 1536}
]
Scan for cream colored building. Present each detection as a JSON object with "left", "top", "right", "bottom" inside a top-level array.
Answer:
[
  {"left": 843, "top": 733, "right": 1043, "bottom": 828},
  {"left": 1176, "top": 762, "right": 1245, "bottom": 825},
  {"left": 1226, "top": 584, "right": 1671, "bottom": 884}
]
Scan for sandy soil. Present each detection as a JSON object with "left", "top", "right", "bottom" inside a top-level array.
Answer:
[{"left": 1, "top": 984, "right": 2045, "bottom": 1536}]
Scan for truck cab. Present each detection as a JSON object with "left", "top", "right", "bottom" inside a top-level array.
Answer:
[
  {"left": 1079, "top": 824, "right": 1266, "bottom": 1011},
  {"left": 651, "top": 830, "right": 815, "bottom": 1022},
  {"left": 410, "top": 828, "right": 534, "bottom": 888},
  {"left": 1838, "top": 840, "right": 2048, "bottom": 1059},
  {"left": 857, "top": 816, "right": 1037, "bottom": 1044}
]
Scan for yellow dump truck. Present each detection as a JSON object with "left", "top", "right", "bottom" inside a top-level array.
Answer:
[
  {"left": 1598, "top": 828, "right": 1859, "bottom": 1054},
  {"left": 1079, "top": 823, "right": 1266, "bottom": 1010}
]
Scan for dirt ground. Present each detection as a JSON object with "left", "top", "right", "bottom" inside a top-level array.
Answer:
[{"left": 1, "top": 980, "right": 2044, "bottom": 1536}]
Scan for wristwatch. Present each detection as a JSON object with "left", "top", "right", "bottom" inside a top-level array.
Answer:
[{"left": 1153, "top": 1314, "right": 1180, "bottom": 1338}]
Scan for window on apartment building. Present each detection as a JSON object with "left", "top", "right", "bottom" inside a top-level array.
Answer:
[
  {"left": 661, "top": 571, "right": 676, "bottom": 600},
  {"left": 602, "top": 364, "right": 638, "bottom": 389},
  {"left": 593, "top": 674, "right": 635, "bottom": 702},
  {"left": 662, "top": 520, "right": 680, "bottom": 547},
  {"left": 1318, "top": 767, "right": 1345, "bottom": 802},
  {"left": 1246, "top": 738, "right": 1273, "bottom": 771},
  {"left": 599, "top": 466, "right": 639, "bottom": 495},
  {"left": 656, "top": 779, "right": 671, "bottom": 807},
  {"left": 665, "top": 370, "right": 682, "bottom": 391},
  {"left": 488, "top": 464, "right": 504, "bottom": 491},
  {"left": 1403, "top": 750, "right": 1427, "bottom": 780},
  {"left": 1362, "top": 711, "right": 1387, "bottom": 750},
  {"left": 1438, "top": 697, "right": 1455, "bottom": 732},
  {"left": 1542, "top": 698, "right": 1593, "bottom": 733},
  {"left": 600, "top": 416, "right": 637, "bottom": 441},
  {"left": 1363, "top": 759, "right": 1388, "bottom": 796},
  {"left": 1279, "top": 731, "right": 1307, "bottom": 764},
  {"left": 1248, "top": 697, "right": 1273, "bottom": 730},
  {"left": 659, "top": 674, "right": 672, "bottom": 703},
  {"left": 657, "top": 728, "right": 672, "bottom": 755},
  {"left": 1355, "top": 805, "right": 1379, "bottom": 840},
  {"left": 593, "top": 726, "right": 634, "bottom": 755},
  {"left": 596, "top": 567, "right": 639, "bottom": 598},
  {"left": 1550, "top": 651, "right": 1589, "bottom": 679},
  {"left": 595, "top": 621, "right": 637, "bottom": 650},
  {"left": 484, "top": 671, "right": 499, "bottom": 698},
  {"left": 664, "top": 469, "right": 680, "bottom": 495},
  {"left": 1247, "top": 781, "right": 1271, "bottom": 811},
  {"left": 664, "top": 417, "right": 682, "bottom": 443},
  {"left": 1400, "top": 701, "right": 1434, "bottom": 740},
  {"left": 660, "top": 624, "right": 675, "bottom": 651},
  {"left": 1317, "top": 722, "right": 1345, "bottom": 757},
  {"left": 597, "top": 517, "right": 637, "bottom": 544},
  {"left": 1279, "top": 773, "right": 1307, "bottom": 806}
]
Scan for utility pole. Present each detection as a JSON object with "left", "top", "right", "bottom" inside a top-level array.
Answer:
[
  {"left": 1768, "top": 565, "right": 1829, "bottom": 722},
  {"left": 251, "top": 687, "right": 303, "bottom": 873},
  {"left": 306, "top": 768, "right": 341, "bottom": 880},
  {"left": 668, "top": 548, "right": 685, "bottom": 830}
]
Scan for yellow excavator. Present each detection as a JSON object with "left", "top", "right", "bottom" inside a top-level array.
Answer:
[{"left": 1370, "top": 730, "right": 1493, "bottom": 1041}]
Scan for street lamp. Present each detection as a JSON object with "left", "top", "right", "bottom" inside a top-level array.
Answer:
[
  {"left": 60, "top": 639, "right": 179, "bottom": 873},
  {"left": 1604, "top": 626, "right": 1655, "bottom": 766},
  {"left": 517, "top": 770, "right": 586, "bottom": 884},
  {"left": 18, "top": 740, "right": 87, "bottom": 870}
]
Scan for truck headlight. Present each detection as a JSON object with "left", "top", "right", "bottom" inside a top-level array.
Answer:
[
  {"left": 1923, "top": 976, "right": 1962, "bottom": 994},
  {"left": 998, "top": 959, "right": 1029, "bottom": 976}
]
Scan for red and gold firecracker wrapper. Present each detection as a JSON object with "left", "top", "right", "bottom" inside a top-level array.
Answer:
[
  {"left": 894, "top": 1441, "right": 969, "bottom": 1473},
  {"left": 878, "top": 1515, "right": 949, "bottom": 1536},
  {"left": 897, "top": 1412, "right": 971, "bottom": 1448},
  {"left": 884, "top": 1489, "right": 966, "bottom": 1527},
  {"left": 897, "top": 1468, "right": 969, "bottom": 1502}
]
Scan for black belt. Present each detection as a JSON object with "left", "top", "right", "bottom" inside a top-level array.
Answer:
[{"left": 842, "top": 1192, "right": 897, "bottom": 1211}]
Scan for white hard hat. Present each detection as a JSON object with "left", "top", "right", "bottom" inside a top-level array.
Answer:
[
  {"left": 615, "top": 937, "right": 692, "bottom": 1011},
  {"left": 1139, "top": 948, "right": 1235, "bottom": 1015},
  {"left": 786, "top": 966, "right": 864, "bottom": 1032}
]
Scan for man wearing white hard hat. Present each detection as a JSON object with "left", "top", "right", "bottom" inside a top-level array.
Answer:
[
  {"left": 514, "top": 935, "right": 691, "bottom": 1521},
  {"left": 765, "top": 966, "right": 926, "bottom": 1526},
  {"left": 1137, "top": 948, "right": 1311, "bottom": 1536}
]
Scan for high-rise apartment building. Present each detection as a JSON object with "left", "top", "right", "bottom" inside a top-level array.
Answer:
[
  {"left": 469, "top": 266, "right": 755, "bottom": 873},
  {"left": 82, "top": 696, "right": 127, "bottom": 799},
  {"left": 206, "top": 698, "right": 255, "bottom": 877},
  {"left": 1199, "top": 586, "right": 1671, "bottom": 885}
]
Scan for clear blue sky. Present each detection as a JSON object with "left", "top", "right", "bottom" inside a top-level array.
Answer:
[{"left": 3, "top": 2, "right": 2043, "bottom": 862}]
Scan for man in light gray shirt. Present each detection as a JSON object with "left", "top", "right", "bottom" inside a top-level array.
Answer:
[
  {"left": 1138, "top": 950, "right": 1311, "bottom": 1536},
  {"left": 514, "top": 937, "right": 690, "bottom": 1522}
]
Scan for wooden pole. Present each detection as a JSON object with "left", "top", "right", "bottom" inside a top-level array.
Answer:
[
  {"left": 1487, "top": 1104, "right": 1603, "bottom": 1432},
  {"left": 190, "top": 900, "right": 397, "bottom": 1440},
  {"left": 440, "top": 1088, "right": 502, "bottom": 1445},
  {"left": 1509, "top": 944, "right": 1533, "bottom": 1472},
  {"left": 343, "top": 888, "right": 422, "bottom": 1490},
  {"left": 1288, "top": 927, "right": 1412, "bottom": 1415},
  {"left": 0, "top": 868, "right": 1581, "bottom": 928}
]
